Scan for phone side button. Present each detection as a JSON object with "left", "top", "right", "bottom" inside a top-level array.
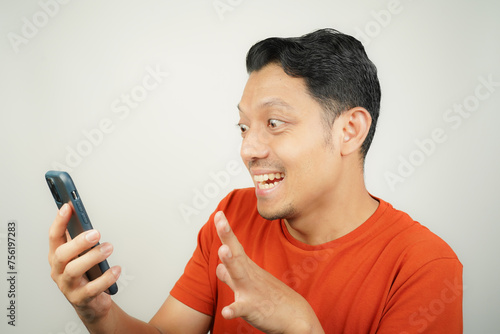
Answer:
[
  {"left": 82, "top": 213, "right": 90, "bottom": 225},
  {"left": 76, "top": 201, "right": 85, "bottom": 212}
]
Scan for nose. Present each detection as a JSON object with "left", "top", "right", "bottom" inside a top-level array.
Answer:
[{"left": 240, "top": 127, "right": 270, "bottom": 163}]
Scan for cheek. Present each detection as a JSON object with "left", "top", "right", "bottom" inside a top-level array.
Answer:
[
  {"left": 275, "top": 144, "right": 323, "bottom": 185},
  {"left": 278, "top": 132, "right": 331, "bottom": 162},
  {"left": 284, "top": 144, "right": 339, "bottom": 190},
  {"left": 270, "top": 124, "right": 337, "bottom": 174}
]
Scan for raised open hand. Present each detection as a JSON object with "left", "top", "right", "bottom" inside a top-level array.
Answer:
[{"left": 214, "top": 211, "right": 324, "bottom": 334}]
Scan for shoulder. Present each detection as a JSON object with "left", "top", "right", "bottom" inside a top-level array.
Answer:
[
  {"left": 377, "top": 198, "right": 461, "bottom": 271},
  {"left": 373, "top": 202, "right": 463, "bottom": 333}
]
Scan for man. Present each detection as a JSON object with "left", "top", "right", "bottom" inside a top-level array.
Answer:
[{"left": 48, "top": 28, "right": 462, "bottom": 333}]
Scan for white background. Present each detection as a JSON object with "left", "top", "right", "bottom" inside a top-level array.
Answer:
[{"left": 0, "top": 0, "right": 499, "bottom": 333}]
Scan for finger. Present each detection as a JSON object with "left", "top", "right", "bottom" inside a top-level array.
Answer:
[
  {"left": 214, "top": 211, "right": 244, "bottom": 257},
  {"left": 221, "top": 304, "right": 238, "bottom": 320},
  {"left": 222, "top": 299, "right": 276, "bottom": 323},
  {"left": 216, "top": 262, "right": 235, "bottom": 290},
  {"left": 83, "top": 265, "right": 121, "bottom": 298},
  {"left": 221, "top": 301, "right": 249, "bottom": 320},
  {"left": 51, "top": 229, "right": 101, "bottom": 276},
  {"left": 63, "top": 242, "right": 114, "bottom": 283},
  {"left": 48, "top": 203, "right": 72, "bottom": 257},
  {"left": 67, "top": 265, "right": 121, "bottom": 305},
  {"left": 214, "top": 212, "right": 248, "bottom": 281}
]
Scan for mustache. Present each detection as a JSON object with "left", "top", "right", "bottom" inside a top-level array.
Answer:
[{"left": 248, "top": 160, "right": 286, "bottom": 172}]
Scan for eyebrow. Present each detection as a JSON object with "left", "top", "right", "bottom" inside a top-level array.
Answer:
[{"left": 237, "top": 97, "right": 295, "bottom": 113}]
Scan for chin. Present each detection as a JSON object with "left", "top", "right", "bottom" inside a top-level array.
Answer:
[{"left": 257, "top": 203, "right": 296, "bottom": 221}]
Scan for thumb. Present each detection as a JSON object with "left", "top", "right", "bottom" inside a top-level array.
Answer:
[
  {"left": 221, "top": 301, "right": 244, "bottom": 320},
  {"left": 222, "top": 299, "right": 276, "bottom": 322}
]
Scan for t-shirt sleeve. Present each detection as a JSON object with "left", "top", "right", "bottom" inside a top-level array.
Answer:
[
  {"left": 169, "top": 207, "right": 221, "bottom": 316},
  {"left": 376, "top": 244, "right": 463, "bottom": 333}
]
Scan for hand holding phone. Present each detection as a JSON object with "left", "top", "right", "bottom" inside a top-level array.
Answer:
[{"left": 46, "top": 170, "right": 118, "bottom": 295}]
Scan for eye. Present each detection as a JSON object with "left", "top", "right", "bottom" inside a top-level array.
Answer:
[
  {"left": 237, "top": 123, "right": 249, "bottom": 134},
  {"left": 268, "top": 119, "right": 285, "bottom": 129}
]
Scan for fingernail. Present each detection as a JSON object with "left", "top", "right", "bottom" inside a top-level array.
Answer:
[
  {"left": 100, "top": 243, "right": 112, "bottom": 255},
  {"left": 222, "top": 245, "right": 232, "bottom": 259},
  {"left": 222, "top": 307, "right": 233, "bottom": 318},
  {"left": 59, "top": 204, "right": 69, "bottom": 216},
  {"left": 111, "top": 266, "right": 121, "bottom": 278},
  {"left": 217, "top": 220, "right": 231, "bottom": 233},
  {"left": 216, "top": 212, "right": 231, "bottom": 233},
  {"left": 215, "top": 211, "right": 223, "bottom": 221},
  {"left": 85, "top": 230, "right": 99, "bottom": 243}
]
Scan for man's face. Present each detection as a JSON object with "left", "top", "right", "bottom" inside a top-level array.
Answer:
[{"left": 238, "top": 64, "right": 343, "bottom": 221}]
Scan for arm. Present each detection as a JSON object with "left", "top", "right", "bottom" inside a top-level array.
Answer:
[
  {"left": 214, "top": 211, "right": 325, "bottom": 334},
  {"left": 48, "top": 203, "right": 211, "bottom": 334}
]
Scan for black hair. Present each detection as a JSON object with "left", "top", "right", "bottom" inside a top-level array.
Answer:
[{"left": 246, "top": 28, "right": 381, "bottom": 159}]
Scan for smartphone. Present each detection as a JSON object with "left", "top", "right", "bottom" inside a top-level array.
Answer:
[{"left": 45, "top": 170, "right": 118, "bottom": 295}]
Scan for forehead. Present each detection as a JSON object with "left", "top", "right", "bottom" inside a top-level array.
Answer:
[{"left": 238, "top": 64, "right": 315, "bottom": 114}]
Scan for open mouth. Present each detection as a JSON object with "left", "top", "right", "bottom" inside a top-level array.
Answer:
[{"left": 253, "top": 173, "right": 285, "bottom": 190}]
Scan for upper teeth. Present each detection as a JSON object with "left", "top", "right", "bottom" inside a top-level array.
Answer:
[{"left": 254, "top": 173, "right": 285, "bottom": 182}]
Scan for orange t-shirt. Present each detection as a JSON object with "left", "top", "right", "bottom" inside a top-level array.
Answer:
[{"left": 170, "top": 188, "right": 462, "bottom": 333}]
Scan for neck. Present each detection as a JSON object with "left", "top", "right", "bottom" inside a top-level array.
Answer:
[{"left": 283, "top": 165, "right": 379, "bottom": 246}]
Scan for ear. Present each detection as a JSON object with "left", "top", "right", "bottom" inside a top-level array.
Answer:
[{"left": 339, "top": 107, "right": 372, "bottom": 157}]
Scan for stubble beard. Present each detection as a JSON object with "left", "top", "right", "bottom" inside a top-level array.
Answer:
[{"left": 257, "top": 201, "right": 296, "bottom": 221}]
